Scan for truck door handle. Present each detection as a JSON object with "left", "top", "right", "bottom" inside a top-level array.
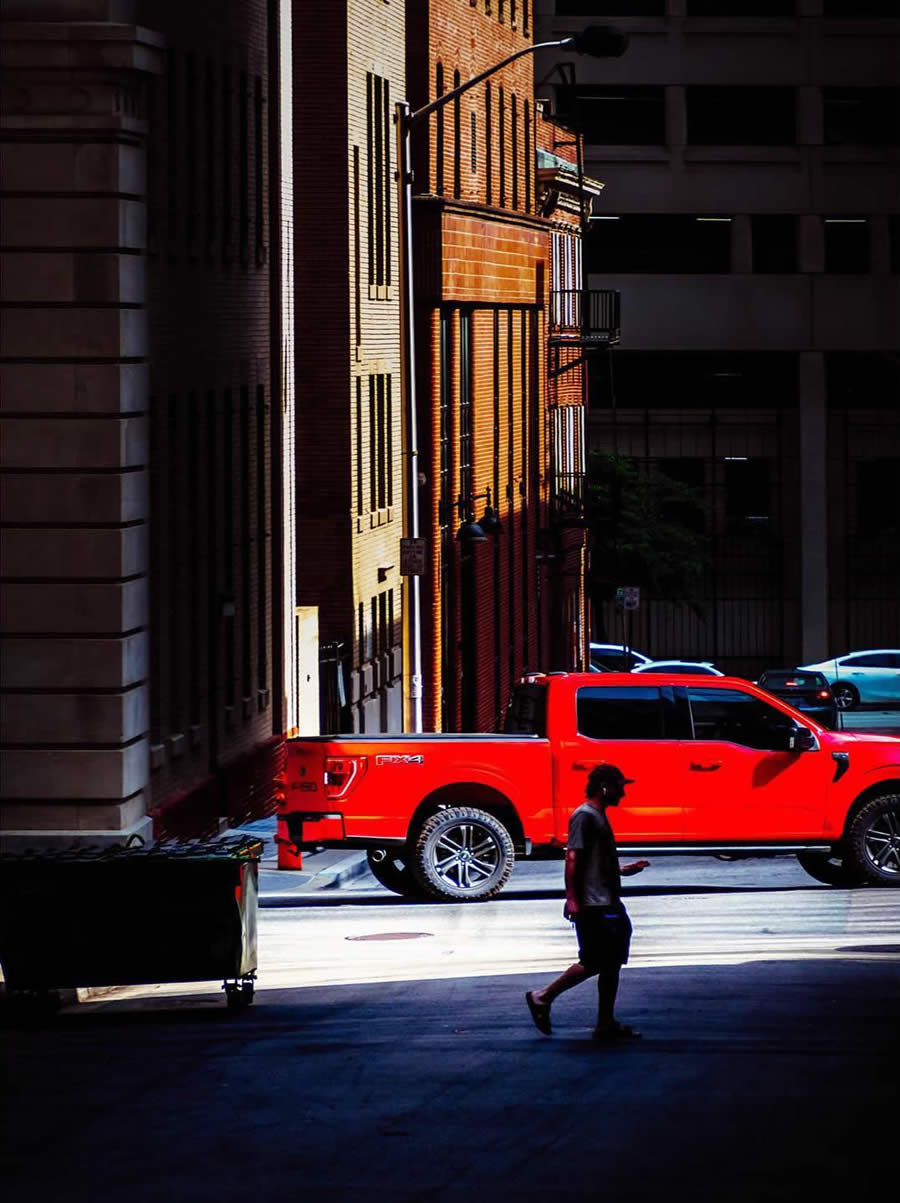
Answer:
[
  {"left": 572, "top": 763, "right": 589, "bottom": 771},
  {"left": 690, "top": 761, "right": 722, "bottom": 772}
]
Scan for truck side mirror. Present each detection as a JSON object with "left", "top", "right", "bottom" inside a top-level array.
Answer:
[{"left": 787, "top": 725, "right": 816, "bottom": 752}]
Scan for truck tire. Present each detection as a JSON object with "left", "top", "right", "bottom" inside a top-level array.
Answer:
[
  {"left": 366, "top": 848, "right": 422, "bottom": 897},
  {"left": 844, "top": 793, "right": 900, "bottom": 886},
  {"left": 796, "top": 850, "right": 865, "bottom": 887},
  {"left": 412, "top": 806, "right": 515, "bottom": 902}
]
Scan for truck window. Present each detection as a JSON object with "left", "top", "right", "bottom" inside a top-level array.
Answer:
[
  {"left": 576, "top": 685, "right": 673, "bottom": 740},
  {"left": 688, "top": 687, "right": 795, "bottom": 750},
  {"left": 504, "top": 683, "right": 547, "bottom": 736}
]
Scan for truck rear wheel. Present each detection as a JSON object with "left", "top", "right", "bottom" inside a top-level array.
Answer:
[
  {"left": 412, "top": 807, "right": 514, "bottom": 902},
  {"left": 844, "top": 794, "right": 900, "bottom": 886},
  {"left": 365, "top": 848, "right": 421, "bottom": 897},
  {"left": 795, "top": 850, "right": 865, "bottom": 887}
]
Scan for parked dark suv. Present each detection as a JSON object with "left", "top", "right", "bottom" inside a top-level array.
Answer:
[{"left": 757, "top": 669, "right": 838, "bottom": 729}]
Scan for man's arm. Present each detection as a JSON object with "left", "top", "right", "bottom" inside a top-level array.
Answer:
[{"left": 564, "top": 848, "right": 582, "bottom": 917}]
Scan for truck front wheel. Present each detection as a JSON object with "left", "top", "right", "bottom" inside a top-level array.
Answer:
[
  {"left": 844, "top": 794, "right": 900, "bottom": 886},
  {"left": 412, "top": 807, "right": 515, "bottom": 902}
]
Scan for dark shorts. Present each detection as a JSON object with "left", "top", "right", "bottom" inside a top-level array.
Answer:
[{"left": 574, "top": 902, "right": 632, "bottom": 971}]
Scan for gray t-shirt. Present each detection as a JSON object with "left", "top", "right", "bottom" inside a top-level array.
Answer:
[{"left": 567, "top": 803, "right": 621, "bottom": 908}]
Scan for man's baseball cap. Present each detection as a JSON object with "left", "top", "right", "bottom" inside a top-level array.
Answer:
[{"left": 587, "top": 764, "right": 635, "bottom": 790}]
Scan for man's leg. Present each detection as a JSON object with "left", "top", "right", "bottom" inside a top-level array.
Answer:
[
  {"left": 530, "top": 961, "right": 592, "bottom": 1008},
  {"left": 593, "top": 965, "right": 620, "bottom": 1032}
]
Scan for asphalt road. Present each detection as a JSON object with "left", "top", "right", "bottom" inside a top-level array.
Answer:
[{"left": 3, "top": 859, "right": 899, "bottom": 1202}]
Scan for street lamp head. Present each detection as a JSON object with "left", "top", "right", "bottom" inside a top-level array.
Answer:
[
  {"left": 457, "top": 519, "right": 488, "bottom": 544},
  {"left": 565, "top": 24, "right": 629, "bottom": 59}
]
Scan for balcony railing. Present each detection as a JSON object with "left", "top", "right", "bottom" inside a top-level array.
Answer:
[
  {"left": 549, "top": 289, "right": 621, "bottom": 346},
  {"left": 551, "top": 471, "right": 587, "bottom": 524}
]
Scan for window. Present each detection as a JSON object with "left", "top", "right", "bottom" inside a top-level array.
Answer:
[
  {"left": 823, "top": 88, "right": 900, "bottom": 146},
  {"left": 576, "top": 686, "right": 677, "bottom": 740},
  {"left": 436, "top": 63, "right": 444, "bottom": 195},
  {"left": 205, "top": 59, "right": 216, "bottom": 250},
  {"left": 555, "top": 86, "right": 665, "bottom": 145},
  {"left": 367, "top": 72, "right": 392, "bottom": 288},
  {"left": 587, "top": 215, "right": 732, "bottom": 273},
  {"left": 687, "top": 1, "right": 795, "bottom": 12},
  {"left": 751, "top": 215, "right": 797, "bottom": 273},
  {"left": 459, "top": 312, "right": 473, "bottom": 504},
  {"left": 367, "top": 374, "right": 393, "bottom": 512},
  {"left": 826, "top": 352, "right": 900, "bottom": 409},
  {"left": 498, "top": 87, "right": 506, "bottom": 207},
  {"left": 523, "top": 100, "right": 531, "bottom": 214},
  {"left": 688, "top": 688, "right": 796, "bottom": 750},
  {"left": 857, "top": 460, "right": 900, "bottom": 536},
  {"left": 511, "top": 94, "right": 519, "bottom": 210},
  {"left": 453, "top": 70, "right": 461, "bottom": 199},
  {"left": 891, "top": 217, "right": 900, "bottom": 274},
  {"left": 439, "top": 313, "right": 452, "bottom": 527},
  {"left": 485, "top": 83, "right": 493, "bottom": 204},
  {"left": 557, "top": 0, "right": 664, "bottom": 12},
  {"left": 253, "top": 75, "right": 265, "bottom": 264},
  {"left": 687, "top": 87, "right": 795, "bottom": 145},
  {"left": 725, "top": 459, "right": 771, "bottom": 534},
  {"left": 823, "top": 0, "right": 899, "bottom": 12},
  {"left": 841, "top": 653, "right": 897, "bottom": 669},
  {"left": 824, "top": 218, "right": 870, "bottom": 273}
]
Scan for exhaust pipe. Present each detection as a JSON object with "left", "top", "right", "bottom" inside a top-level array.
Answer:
[{"left": 369, "top": 847, "right": 387, "bottom": 864}]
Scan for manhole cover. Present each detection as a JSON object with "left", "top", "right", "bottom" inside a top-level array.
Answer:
[{"left": 345, "top": 932, "right": 433, "bottom": 942}]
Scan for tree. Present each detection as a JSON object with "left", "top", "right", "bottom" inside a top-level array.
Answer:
[{"left": 586, "top": 451, "right": 708, "bottom": 605}]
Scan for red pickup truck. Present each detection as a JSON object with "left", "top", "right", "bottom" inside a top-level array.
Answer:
[{"left": 283, "top": 672, "right": 900, "bottom": 901}]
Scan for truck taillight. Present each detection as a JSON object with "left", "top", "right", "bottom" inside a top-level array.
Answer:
[{"left": 324, "top": 755, "right": 367, "bottom": 799}]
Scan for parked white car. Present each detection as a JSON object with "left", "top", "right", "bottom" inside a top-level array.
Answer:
[
  {"left": 632, "top": 659, "right": 724, "bottom": 677},
  {"left": 797, "top": 649, "right": 900, "bottom": 711},
  {"left": 589, "top": 643, "right": 652, "bottom": 672}
]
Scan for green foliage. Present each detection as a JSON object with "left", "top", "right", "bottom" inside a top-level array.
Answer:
[{"left": 587, "top": 451, "right": 708, "bottom": 602}]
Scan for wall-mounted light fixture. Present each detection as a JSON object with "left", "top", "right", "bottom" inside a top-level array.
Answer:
[{"left": 453, "top": 488, "right": 502, "bottom": 544}]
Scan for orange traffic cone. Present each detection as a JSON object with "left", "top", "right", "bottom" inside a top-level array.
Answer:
[{"left": 276, "top": 813, "right": 303, "bottom": 870}]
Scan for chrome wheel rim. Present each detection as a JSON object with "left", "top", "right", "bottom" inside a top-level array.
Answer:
[
  {"left": 430, "top": 822, "right": 502, "bottom": 891},
  {"left": 864, "top": 808, "right": 900, "bottom": 876}
]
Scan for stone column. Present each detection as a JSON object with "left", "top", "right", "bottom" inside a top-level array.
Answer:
[
  {"left": 797, "top": 352, "right": 829, "bottom": 664},
  {"left": 0, "top": 11, "right": 163, "bottom": 848}
]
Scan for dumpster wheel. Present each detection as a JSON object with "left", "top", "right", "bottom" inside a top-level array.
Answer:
[{"left": 224, "top": 974, "right": 255, "bottom": 1010}]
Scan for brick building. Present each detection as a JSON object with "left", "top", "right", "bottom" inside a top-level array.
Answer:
[
  {"left": 0, "top": 0, "right": 285, "bottom": 848},
  {"left": 407, "top": 0, "right": 601, "bottom": 731},
  {"left": 291, "top": 0, "right": 406, "bottom": 735}
]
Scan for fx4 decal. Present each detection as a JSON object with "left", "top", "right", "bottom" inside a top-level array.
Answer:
[{"left": 375, "top": 754, "right": 424, "bottom": 766}]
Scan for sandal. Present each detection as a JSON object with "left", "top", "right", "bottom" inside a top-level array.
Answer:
[
  {"left": 525, "top": 991, "right": 552, "bottom": 1036},
  {"left": 592, "top": 1021, "right": 641, "bottom": 1043}
]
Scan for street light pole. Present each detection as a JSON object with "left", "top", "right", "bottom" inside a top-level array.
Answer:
[{"left": 395, "top": 27, "right": 627, "bottom": 732}]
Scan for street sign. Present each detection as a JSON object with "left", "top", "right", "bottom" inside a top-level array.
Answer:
[
  {"left": 400, "top": 537, "right": 426, "bottom": 576},
  {"left": 616, "top": 585, "right": 640, "bottom": 611}
]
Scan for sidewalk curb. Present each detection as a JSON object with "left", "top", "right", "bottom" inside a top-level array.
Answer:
[{"left": 258, "top": 851, "right": 370, "bottom": 903}]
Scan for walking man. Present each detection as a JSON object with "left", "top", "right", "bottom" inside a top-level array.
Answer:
[{"left": 526, "top": 764, "right": 649, "bottom": 1041}]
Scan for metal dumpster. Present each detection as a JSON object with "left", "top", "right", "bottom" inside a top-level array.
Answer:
[{"left": 0, "top": 836, "right": 262, "bottom": 1008}]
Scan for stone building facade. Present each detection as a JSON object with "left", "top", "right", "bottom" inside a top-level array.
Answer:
[{"left": 0, "top": 0, "right": 284, "bottom": 848}]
